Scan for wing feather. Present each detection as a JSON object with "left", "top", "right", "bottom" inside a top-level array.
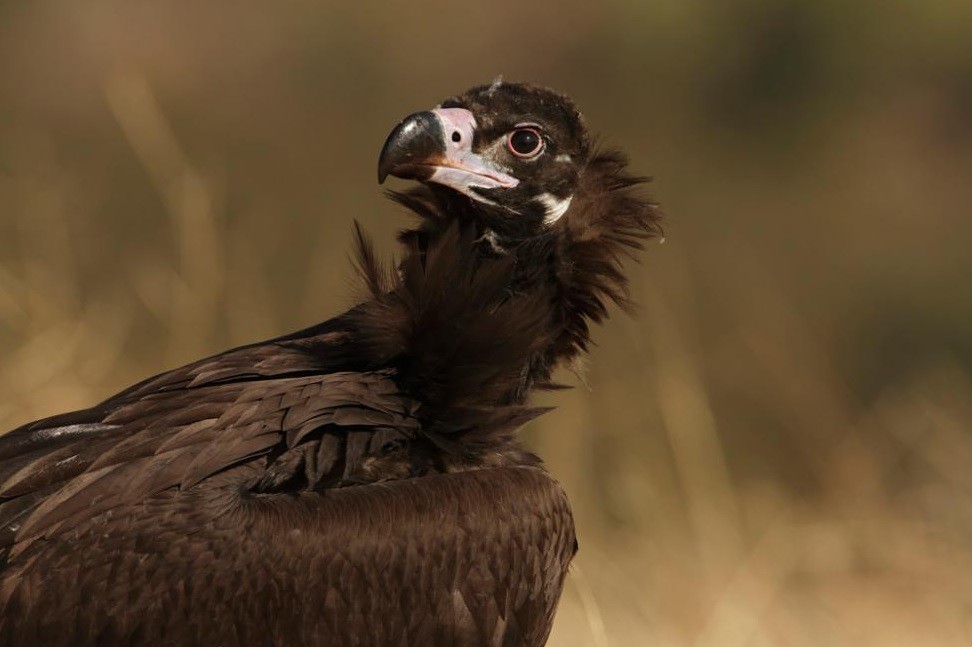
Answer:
[{"left": 0, "top": 329, "right": 420, "bottom": 553}]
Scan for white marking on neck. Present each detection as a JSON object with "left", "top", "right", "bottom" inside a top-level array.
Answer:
[
  {"left": 537, "top": 193, "right": 573, "bottom": 224},
  {"left": 477, "top": 228, "right": 508, "bottom": 254}
]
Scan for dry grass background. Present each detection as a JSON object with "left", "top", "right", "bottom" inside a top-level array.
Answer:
[{"left": 1, "top": 1, "right": 971, "bottom": 644}]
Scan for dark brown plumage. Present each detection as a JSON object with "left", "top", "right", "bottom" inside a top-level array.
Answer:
[{"left": 0, "top": 81, "right": 659, "bottom": 646}]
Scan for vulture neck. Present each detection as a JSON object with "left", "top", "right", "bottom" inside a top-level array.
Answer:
[{"left": 391, "top": 150, "right": 661, "bottom": 401}]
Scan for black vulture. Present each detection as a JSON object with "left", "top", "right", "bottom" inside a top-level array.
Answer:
[{"left": 0, "top": 81, "right": 660, "bottom": 646}]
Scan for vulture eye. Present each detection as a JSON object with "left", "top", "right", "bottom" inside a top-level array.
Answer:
[{"left": 507, "top": 128, "right": 543, "bottom": 158}]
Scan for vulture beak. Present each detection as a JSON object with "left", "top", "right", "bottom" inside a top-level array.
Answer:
[{"left": 378, "top": 108, "right": 519, "bottom": 197}]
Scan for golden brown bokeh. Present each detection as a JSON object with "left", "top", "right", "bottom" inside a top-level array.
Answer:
[{"left": 2, "top": 1, "right": 971, "bottom": 644}]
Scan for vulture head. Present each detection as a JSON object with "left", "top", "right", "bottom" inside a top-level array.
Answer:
[
  {"left": 378, "top": 81, "right": 590, "bottom": 238},
  {"left": 376, "top": 80, "right": 662, "bottom": 393}
]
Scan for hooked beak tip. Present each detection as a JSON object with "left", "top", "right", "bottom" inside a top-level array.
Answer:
[{"left": 377, "top": 111, "right": 444, "bottom": 185}]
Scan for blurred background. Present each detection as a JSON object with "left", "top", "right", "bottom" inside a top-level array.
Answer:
[{"left": 1, "top": 1, "right": 970, "bottom": 644}]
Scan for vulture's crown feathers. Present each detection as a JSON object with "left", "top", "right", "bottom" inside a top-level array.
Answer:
[{"left": 0, "top": 81, "right": 660, "bottom": 646}]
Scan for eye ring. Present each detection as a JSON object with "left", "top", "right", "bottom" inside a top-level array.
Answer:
[{"left": 506, "top": 128, "right": 544, "bottom": 158}]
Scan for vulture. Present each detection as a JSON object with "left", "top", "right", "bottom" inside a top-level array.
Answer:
[{"left": 0, "top": 81, "right": 660, "bottom": 646}]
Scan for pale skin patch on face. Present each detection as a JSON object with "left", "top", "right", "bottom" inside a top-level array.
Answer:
[
  {"left": 424, "top": 110, "right": 518, "bottom": 205},
  {"left": 555, "top": 154, "right": 572, "bottom": 163},
  {"left": 537, "top": 193, "right": 573, "bottom": 224}
]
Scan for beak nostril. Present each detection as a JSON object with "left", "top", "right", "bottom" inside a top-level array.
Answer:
[{"left": 451, "top": 131, "right": 461, "bottom": 143}]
